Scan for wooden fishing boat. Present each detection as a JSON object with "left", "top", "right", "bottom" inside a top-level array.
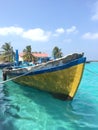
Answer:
[
  {"left": 2, "top": 53, "right": 86, "bottom": 100},
  {"left": 0, "top": 62, "right": 14, "bottom": 69}
]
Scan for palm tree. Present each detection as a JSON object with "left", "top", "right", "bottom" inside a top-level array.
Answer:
[
  {"left": 23, "top": 45, "right": 35, "bottom": 62},
  {"left": 52, "top": 46, "right": 63, "bottom": 59},
  {"left": 1, "top": 42, "right": 14, "bottom": 62}
]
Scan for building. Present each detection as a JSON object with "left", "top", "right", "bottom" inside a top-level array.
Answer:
[{"left": 19, "top": 52, "right": 49, "bottom": 62}]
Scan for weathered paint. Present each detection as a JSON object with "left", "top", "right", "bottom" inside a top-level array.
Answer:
[
  {"left": 13, "top": 61, "right": 85, "bottom": 99},
  {"left": 5, "top": 55, "right": 86, "bottom": 100}
]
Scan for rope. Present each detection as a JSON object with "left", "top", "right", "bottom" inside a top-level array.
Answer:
[
  {"left": 0, "top": 63, "right": 45, "bottom": 84},
  {"left": 0, "top": 69, "right": 35, "bottom": 84},
  {"left": 1, "top": 68, "right": 98, "bottom": 84},
  {"left": 85, "top": 68, "right": 98, "bottom": 76},
  {"left": 0, "top": 70, "right": 32, "bottom": 84}
]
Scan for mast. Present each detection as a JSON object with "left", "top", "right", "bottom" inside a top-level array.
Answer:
[{"left": 15, "top": 49, "right": 19, "bottom": 66}]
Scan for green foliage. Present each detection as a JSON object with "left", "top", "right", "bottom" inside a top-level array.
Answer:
[
  {"left": 52, "top": 46, "right": 63, "bottom": 59},
  {"left": 23, "top": 45, "right": 35, "bottom": 62},
  {"left": 1, "top": 42, "right": 14, "bottom": 62}
]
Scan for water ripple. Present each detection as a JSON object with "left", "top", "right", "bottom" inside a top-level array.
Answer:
[{"left": 0, "top": 63, "right": 98, "bottom": 130}]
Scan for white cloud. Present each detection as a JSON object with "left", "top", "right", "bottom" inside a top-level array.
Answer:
[
  {"left": 0, "top": 26, "right": 51, "bottom": 42},
  {"left": 55, "top": 28, "right": 65, "bottom": 34},
  {"left": 0, "top": 26, "right": 78, "bottom": 42},
  {"left": 92, "top": 13, "right": 98, "bottom": 21},
  {"left": 53, "top": 28, "right": 65, "bottom": 37},
  {"left": 82, "top": 32, "right": 98, "bottom": 40},
  {"left": 91, "top": 1, "right": 98, "bottom": 21},
  {"left": 22, "top": 28, "right": 51, "bottom": 42},
  {"left": 53, "top": 26, "right": 78, "bottom": 37},
  {"left": 0, "top": 26, "right": 23, "bottom": 36},
  {"left": 66, "top": 26, "right": 78, "bottom": 34}
]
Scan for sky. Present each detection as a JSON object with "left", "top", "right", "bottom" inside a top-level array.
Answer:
[{"left": 0, "top": 0, "right": 98, "bottom": 60}]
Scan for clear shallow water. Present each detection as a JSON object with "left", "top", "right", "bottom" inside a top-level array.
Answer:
[{"left": 0, "top": 62, "right": 98, "bottom": 130}]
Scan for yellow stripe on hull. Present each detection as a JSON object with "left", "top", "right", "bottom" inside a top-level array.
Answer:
[
  {"left": 14, "top": 63, "right": 85, "bottom": 99},
  {"left": 69, "top": 63, "right": 85, "bottom": 98}
]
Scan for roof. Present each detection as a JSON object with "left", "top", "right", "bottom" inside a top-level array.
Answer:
[
  {"left": 19, "top": 52, "right": 48, "bottom": 58},
  {"left": 32, "top": 53, "right": 48, "bottom": 57}
]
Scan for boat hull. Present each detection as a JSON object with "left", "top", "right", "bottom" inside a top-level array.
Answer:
[
  {"left": 6, "top": 57, "right": 86, "bottom": 100},
  {"left": 0, "top": 62, "right": 13, "bottom": 69}
]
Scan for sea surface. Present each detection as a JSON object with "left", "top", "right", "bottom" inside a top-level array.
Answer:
[{"left": 0, "top": 62, "right": 98, "bottom": 130}]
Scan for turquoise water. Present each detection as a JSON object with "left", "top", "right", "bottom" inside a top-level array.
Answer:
[{"left": 0, "top": 62, "right": 98, "bottom": 130}]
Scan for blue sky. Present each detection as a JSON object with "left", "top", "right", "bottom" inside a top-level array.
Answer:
[{"left": 0, "top": 0, "right": 98, "bottom": 60}]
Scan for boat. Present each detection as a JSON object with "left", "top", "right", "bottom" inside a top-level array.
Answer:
[
  {"left": 2, "top": 51, "right": 86, "bottom": 100},
  {"left": 0, "top": 62, "right": 14, "bottom": 69}
]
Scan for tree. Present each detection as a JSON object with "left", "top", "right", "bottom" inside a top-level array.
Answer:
[
  {"left": 52, "top": 46, "right": 63, "bottom": 59},
  {"left": 1, "top": 42, "right": 14, "bottom": 62},
  {"left": 23, "top": 45, "right": 35, "bottom": 62}
]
